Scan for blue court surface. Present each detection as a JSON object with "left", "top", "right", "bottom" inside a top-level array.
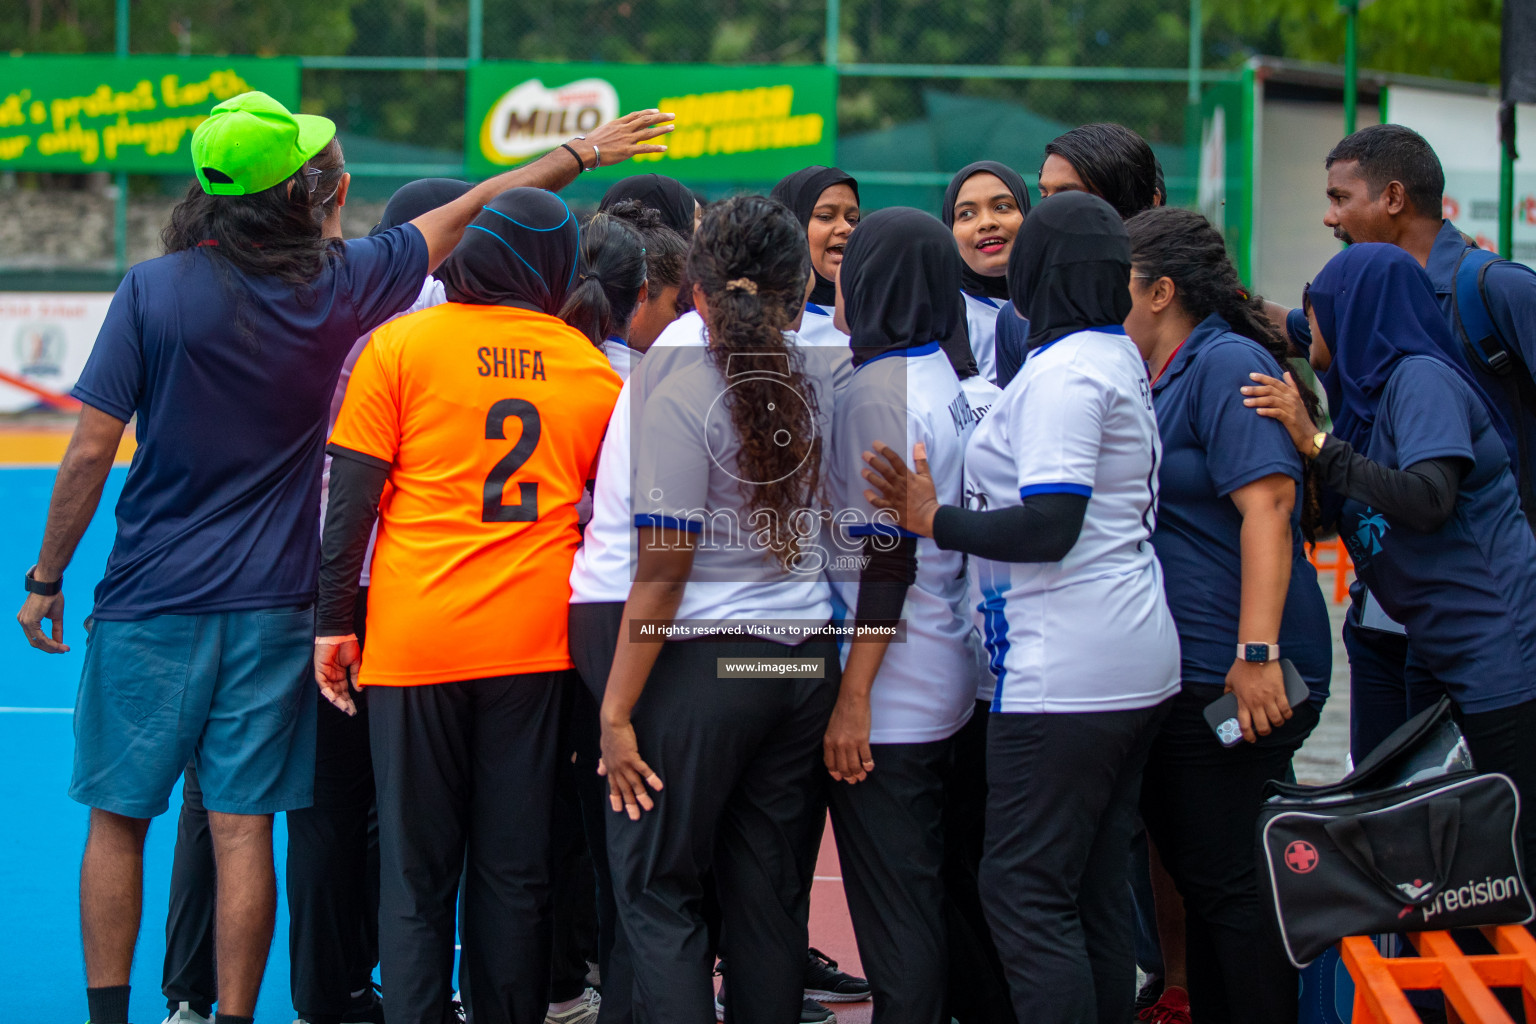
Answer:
[{"left": 1, "top": 467, "right": 302, "bottom": 1023}]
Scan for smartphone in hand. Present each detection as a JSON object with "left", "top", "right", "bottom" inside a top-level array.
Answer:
[{"left": 1203, "top": 658, "right": 1310, "bottom": 747}]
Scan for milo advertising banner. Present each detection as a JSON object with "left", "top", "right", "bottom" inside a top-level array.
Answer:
[
  {"left": 468, "top": 62, "right": 836, "bottom": 181},
  {"left": 0, "top": 55, "right": 300, "bottom": 172}
]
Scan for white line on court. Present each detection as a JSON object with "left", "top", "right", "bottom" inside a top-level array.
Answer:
[
  {"left": 0, "top": 706, "right": 73, "bottom": 714},
  {"left": 813, "top": 875, "right": 842, "bottom": 882}
]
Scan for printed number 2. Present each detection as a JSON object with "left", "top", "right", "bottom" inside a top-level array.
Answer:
[{"left": 483, "top": 399, "right": 541, "bottom": 522}]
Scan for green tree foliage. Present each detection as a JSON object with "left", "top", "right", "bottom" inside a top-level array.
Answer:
[
  {"left": 1206, "top": 0, "right": 1501, "bottom": 85},
  {"left": 3, "top": 0, "right": 361, "bottom": 56},
  {"left": 3, "top": 0, "right": 1503, "bottom": 154}
]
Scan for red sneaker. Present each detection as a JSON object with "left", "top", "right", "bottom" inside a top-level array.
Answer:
[{"left": 1137, "top": 985, "right": 1191, "bottom": 1024}]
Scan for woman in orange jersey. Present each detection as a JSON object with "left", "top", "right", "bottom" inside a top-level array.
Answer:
[{"left": 313, "top": 187, "right": 623, "bottom": 1024}]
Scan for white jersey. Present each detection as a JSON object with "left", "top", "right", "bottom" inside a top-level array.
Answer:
[
  {"left": 964, "top": 327, "right": 1180, "bottom": 714},
  {"left": 572, "top": 309, "right": 847, "bottom": 616},
  {"left": 961, "top": 291, "right": 1004, "bottom": 386},
  {"left": 600, "top": 338, "right": 638, "bottom": 382},
  {"left": 633, "top": 353, "right": 834, "bottom": 638},
  {"left": 830, "top": 343, "right": 989, "bottom": 742},
  {"left": 954, "top": 372, "right": 1004, "bottom": 704}
]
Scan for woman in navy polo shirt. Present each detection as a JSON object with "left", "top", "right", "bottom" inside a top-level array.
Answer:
[
  {"left": 1244, "top": 242, "right": 1536, "bottom": 873},
  {"left": 1124, "top": 208, "right": 1331, "bottom": 1024}
]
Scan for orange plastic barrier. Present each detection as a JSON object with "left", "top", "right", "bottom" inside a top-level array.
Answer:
[
  {"left": 1309, "top": 536, "right": 1355, "bottom": 604},
  {"left": 1340, "top": 926, "right": 1536, "bottom": 1023}
]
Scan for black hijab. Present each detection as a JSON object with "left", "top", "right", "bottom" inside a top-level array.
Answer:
[
  {"left": 1007, "top": 191, "right": 1131, "bottom": 351},
  {"left": 437, "top": 188, "right": 578, "bottom": 316},
  {"left": 770, "top": 165, "right": 859, "bottom": 307},
  {"left": 370, "top": 177, "right": 472, "bottom": 235},
  {"left": 941, "top": 160, "right": 1032, "bottom": 302},
  {"left": 841, "top": 207, "right": 963, "bottom": 368},
  {"left": 598, "top": 173, "right": 696, "bottom": 236}
]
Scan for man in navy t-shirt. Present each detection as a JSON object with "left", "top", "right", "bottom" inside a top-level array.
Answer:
[
  {"left": 1267, "top": 122, "right": 1536, "bottom": 760},
  {"left": 14, "top": 90, "right": 674, "bottom": 1024}
]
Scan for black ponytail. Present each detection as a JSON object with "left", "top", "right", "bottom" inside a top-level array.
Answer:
[
  {"left": 1127, "top": 206, "right": 1324, "bottom": 541},
  {"left": 559, "top": 212, "right": 648, "bottom": 345}
]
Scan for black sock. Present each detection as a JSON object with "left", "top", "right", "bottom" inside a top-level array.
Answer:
[
  {"left": 86, "top": 985, "right": 131, "bottom": 1024},
  {"left": 215, "top": 1014, "right": 255, "bottom": 1024}
]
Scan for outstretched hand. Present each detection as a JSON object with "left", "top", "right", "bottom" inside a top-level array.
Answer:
[
  {"left": 578, "top": 109, "right": 676, "bottom": 168},
  {"left": 862, "top": 441, "right": 940, "bottom": 538}
]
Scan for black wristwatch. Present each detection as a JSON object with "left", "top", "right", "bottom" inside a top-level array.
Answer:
[{"left": 24, "top": 565, "right": 62, "bottom": 596}]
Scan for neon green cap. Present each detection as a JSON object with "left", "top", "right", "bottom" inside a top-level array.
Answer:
[{"left": 190, "top": 91, "right": 336, "bottom": 196}]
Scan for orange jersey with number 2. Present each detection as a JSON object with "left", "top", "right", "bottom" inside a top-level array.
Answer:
[{"left": 329, "top": 302, "right": 622, "bottom": 686}]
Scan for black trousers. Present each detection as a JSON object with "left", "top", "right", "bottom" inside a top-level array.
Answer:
[
  {"left": 1138, "top": 686, "right": 1320, "bottom": 1024},
  {"left": 1342, "top": 596, "right": 1412, "bottom": 762},
  {"left": 980, "top": 701, "right": 1170, "bottom": 1024},
  {"left": 940, "top": 703, "right": 1016, "bottom": 1024},
  {"left": 163, "top": 762, "right": 217, "bottom": 1017},
  {"left": 548, "top": 678, "right": 601, "bottom": 1003},
  {"left": 287, "top": 684, "right": 380, "bottom": 1020},
  {"left": 568, "top": 601, "right": 629, "bottom": 1023},
  {"left": 604, "top": 635, "right": 837, "bottom": 1024},
  {"left": 369, "top": 671, "right": 567, "bottom": 1024},
  {"left": 163, "top": 587, "right": 378, "bottom": 1021},
  {"left": 828, "top": 736, "right": 952, "bottom": 1024}
]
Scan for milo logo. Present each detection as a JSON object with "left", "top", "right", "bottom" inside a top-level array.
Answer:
[
  {"left": 480, "top": 77, "right": 619, "bottom": 165},
  {"left": 1418, "top": 874, "right": 1523, "bottom": 923}
]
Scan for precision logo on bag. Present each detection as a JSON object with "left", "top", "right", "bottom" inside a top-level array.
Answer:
[
  {"left": 1284, "top": 841, "right": 1319, "bottom": 874},
  {"left": 1417, "top": 875, "right": 1524, "bottom": 923}
]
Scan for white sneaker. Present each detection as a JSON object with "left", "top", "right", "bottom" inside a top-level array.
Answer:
[
  {"left": 163, "top": 1003, "right": 212, "bottom": 1024},
  {"left": 546, "top": 987, "right": 602, "bottom": 1024}
]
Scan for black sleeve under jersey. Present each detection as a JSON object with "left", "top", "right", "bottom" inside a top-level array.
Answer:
[
  {"left": 317, "top": 447, "right": 389, "bottom": 635},
  {"left": 1312, "top": 439, "right": 1463, "bottom": 533},
  {"left": 852, "top": 536, "right": 918, "bottom": 627},
  {"left": 930, "top": 492, "right": 1089, "bottom": 563}
]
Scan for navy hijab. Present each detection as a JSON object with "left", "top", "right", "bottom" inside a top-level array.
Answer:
[
  {"left": 941, "top": 160, "right": 1031, "bottom": 301},
  {"left": 1007, "top": 191, "right": 1131, "bottom": 351},
  {"left": 437, "top": 188, "right": 579, "bottom": 316},
  {"left": 599, "top": 173, "right": 696, "bottom": 236},
  {"left": 1311, "top": 242, "right": 1516, "bottom": 464},
  {"left": 370, "top": 177, "right": 472, "bottom": 235},
  {"left": 841, "top": 207, "right": 964, "bottom": 368},
  {"left": 771, "top": 165, "right": 859, "bottom": 307}
]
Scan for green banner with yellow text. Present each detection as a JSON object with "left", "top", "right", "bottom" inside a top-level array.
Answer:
[
  {"left": 468, "top": 62, "right": 835, "bottom": 182},
  {"left": 0, "top": 55, "right": 300, "bottom": 172}
]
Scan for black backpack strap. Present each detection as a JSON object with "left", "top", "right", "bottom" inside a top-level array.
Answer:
[{"left": 1454, "top": 247, "right": 1536, "bottom": 530}]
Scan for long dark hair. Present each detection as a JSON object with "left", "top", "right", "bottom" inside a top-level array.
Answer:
[
  {"left": 1127, "top": 207, "right": 1323, "bottom": 540},
  {"left": 559, "top": 212, "right": 648, "bottom": 345},
  {"left": 163, "top": 138, "right": 347, "bottom": 347},
  {"left": 1044, "top": 123, "right": 1158, "bottom": 220},
  {"left": 688, "top": 195, "right": 822, "bottom": 570}
]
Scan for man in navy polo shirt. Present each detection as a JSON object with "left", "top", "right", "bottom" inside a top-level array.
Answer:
[
  {"left": 1279, "top": 123, "right": 1536, "bottom": 520},
  {"left": 1269, "top": 123, "right": 1536, "bottom": 762},
  {"left": 14, "top": 91, "right": 673, "bottom": 1024}
]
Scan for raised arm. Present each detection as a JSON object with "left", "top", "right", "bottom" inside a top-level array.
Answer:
[{"left": 410, "top": 110, "right": 676, "bottom": 270}]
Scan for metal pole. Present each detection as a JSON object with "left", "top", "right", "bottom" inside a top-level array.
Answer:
[
  {"left": 114, "top": 0, "right": 129, "bottom": 277},
  {"left": 1499, "top": 102, "right": 1517, "bottom": 260},
  {"left": 468, "top": 0, "right": 483, "bottom": 63},
  {"left": 1187, "top": 0, "right": 1202, "bottom": 106},
  {"left": 1342, "top": 0, "right": 1359, "bottom": 136},
  {"left": 825, "top": 0, "right": 840, "bottom": 66}
]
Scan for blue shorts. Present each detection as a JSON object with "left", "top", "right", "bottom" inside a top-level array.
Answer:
[{"left": 69, "top": 606, "right": 318, "bottom": 817}]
